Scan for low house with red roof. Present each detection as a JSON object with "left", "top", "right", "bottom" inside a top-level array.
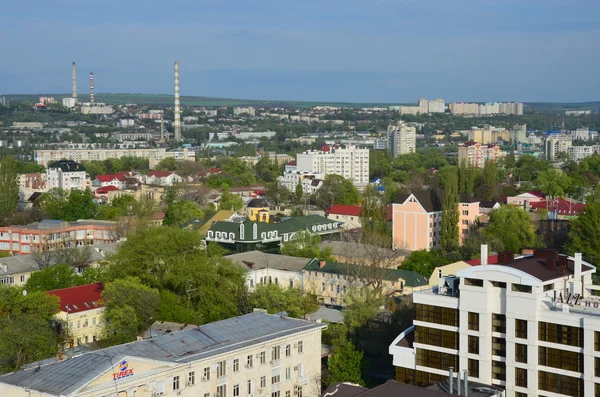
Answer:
[
  {"left": 530, "top": 198, "right": 586, "bottom": 218},
  {"left": 46, "top": 283, "right": 105, "bottom": 347},
  {"left": 506, "top": 191, "right": 546, "bottom": 206},
  {"left": 143, "top": 170, "right": 183, "bottom": 186},
  {"left": 326, "top": 204, "right": 363, "bottom": 230},
  {"left": 92, "top": 172, "right": 130, "bottom": 190}
]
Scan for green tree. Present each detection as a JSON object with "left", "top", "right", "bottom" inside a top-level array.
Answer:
[
  {"left": 0, "top": 156, "right": 19, "bottom": 217},
  {"left": 247, "top": 284, "right": 319, "bottom": 318},
  {"left": 536, "top": 169, "right": 570, "bottom": 198},
  {"left": 0, "top": 286, "right": 60, "bottom": 372},
  {"left": 265, "top": 181, "right": 289, "bottom": 206},
  {"left": 480, "top": 159, "right": 498, "bottom": 200},
  {"left": 155, "top": 157, "right": 177, "bottom": 171},
  {"left": 441, "top": 169, "right": 460, "bottom": 252},
  {"left": 95, "top": 204, "right": 122, "bottom": 220},
  {"left": 458, "top": 159, "right": 475, "bottom": 195},
  {"left": 63, "top": 189, "right": 97, "bottom": 221},
  {"left": 24, "top": 264, "right": 80, "bottom": 292},
  {"left": 567, "top": 198, "right": 600, "bottom": 264},
  {"left": 280, "top": 230, "right": 333, "bottom": 260},
  {"left": 326, "top": 337, "right": 365, "bottom": 386},
  {"left": 295, "top": 180, "right": 303, "bottom": 203},
  {"left": 485, "top": 206, "right": 541, "bottom": 253},
  {"left": 343, "top": 287, "right": 384, "bottom": 330},
  {"left": 163, "top": 200, "right": 204, "bottom": 228},
  {"left": 162, "top": 185, "right": 180, "bottom": 206},
  {"left": 220, "top": 185, "right": 244, "bottom": 211},
  {"left": 101, "top": 277, "right": 160, "bottom": 345},
  {"left": 401, "top": 249, "right": 450, "bottom": 279},
  {"left": 314, "top": 175, "right": 361, "bottom": 210}
]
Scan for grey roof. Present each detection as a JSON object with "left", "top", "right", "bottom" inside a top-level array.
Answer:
[
  {"left": 226, "top": 251, "right": 313, "bottom": 271},
  {"left": 320, "top": 241, "right": 404, "bottom": 261},
  {"left": 146, "top": 321, "right": 197, "bottom": 337},
  {"left": 323, "top": 380, "right": 453, "bottom": 397},
  {"left": 428, "top": 380, "right": 505, "bottom": 397},
  {"left": 306, "top": 307, "right": 344, "bottom": 324},
  {"left": 47, "top": 159, "right": 86, "bottom": 172},
  {"left": 0, "top": 311, "right": 325, "bottom": 396}
]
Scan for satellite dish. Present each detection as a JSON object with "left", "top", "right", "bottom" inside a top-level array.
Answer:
[{"left": 22, "top": 290, "right": 28, "bottom": 296}]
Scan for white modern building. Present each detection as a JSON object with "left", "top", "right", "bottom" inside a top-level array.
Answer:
[
  {"left": 419, "top": 98, "right": 445, "bottom": 114},
  {"left": 278, "top": 171, "right": 325, "bottom": 195},
  {"left": 544, "top": 135, "right": 572, "bottom": 161},
  {"left": 571, "top": 128, "right": 590, "bottom": 141},
  {"left": 295, "top": 145, "right": 369, "bottom": 185},
  {"left": 46, "top": 160, "right": 87, "bottom": 191},
  {"left": 387, "top": 121, "right": 416, "bottom": 157},
  {"left": 0, "top": 310, "right": 326, "bottom": 397},
  {"left": 62, "top": 97, "right": 76, "bottom": 108},
  {"left": 233, "top": 107, "right": 256, "bottom": 116},
  {"left": 568, "top": 146, "right": 595, "bottom": 162},
  {"left": 390, "top": 245, "right": 599, "bottom": 397}
]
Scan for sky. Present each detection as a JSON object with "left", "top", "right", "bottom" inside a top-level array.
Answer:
[{"left": 1, "top": 0, "right": 599, "bottom": 103}]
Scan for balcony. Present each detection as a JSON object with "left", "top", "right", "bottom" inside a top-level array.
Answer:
[{"left": 296, "top": 376, "right": 308, "bottom": 385}]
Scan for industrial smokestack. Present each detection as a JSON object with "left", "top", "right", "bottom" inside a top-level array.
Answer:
[
  {"left": 173, "top": 61, "right": 181, "bottom": 141},
  {"left": 72, "top": 62, "right": 77, "bottom": 103},
  {"left": 89, "top": 72, "right": 95, "bottom": 104}
]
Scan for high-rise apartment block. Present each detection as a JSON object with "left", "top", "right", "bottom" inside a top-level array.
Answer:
[
  {"left": 567, "top": 146, "right": 595, "bottom": 162},
  {"left": 390, "top": 247, "right": 598, "bottom": 397},
  {"left": 35, "top": 148, "right": 195, "bottom": 168},
  {"left": 295, "top": 145, "right": 369, "bottom": 185},
  {"left": 449, "top": 102, "right": 523, "bottom": 116},
  {"left": 467, "top": 126, "right": 510, "bottom": 145},
  {"left": 233, "top": 107, "right": 256, "bottom": 116},
  {"left": 458, "top": 142, "right": 507, "bottom": 169},
  {"left": 511, "top": 124, "right": 527, "bottom": 143},
  {"left": 571, "top": 128, "right": 590, "bottom": 141},
  {"left": 544, "top": 135, "right": 572, "bottom": 161},
  {"left": 387, "top": 121, "right": 416, "bottom": 157}
]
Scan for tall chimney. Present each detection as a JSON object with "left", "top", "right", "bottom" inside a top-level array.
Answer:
[
  {"left": 160, "top": 119, "right": 165, "bottom": 140},
  {"left": 448, "top": 367, "right": 454, "bottom": 395},
  {"left": 71, "top": 62, "right": 77, "bottom": 103},
  {"left": 457, "top": 370, "right": 461, "bottom": 395},
  {"left": 481, "top": 244, "right": 488, "bottom": 266},
  {"left": 89, "top": 72, "right": 95, "bottom": 104},
  {"left": 173, "top": 61, "right": 181, "bottom": 141},
  {"left": 463, "top": 370, "right": 469, "bottom": 397}
]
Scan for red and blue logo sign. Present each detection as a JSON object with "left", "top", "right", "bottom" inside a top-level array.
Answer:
[{"left": 113, "top": 360, "right": 134, "bottom": 380}]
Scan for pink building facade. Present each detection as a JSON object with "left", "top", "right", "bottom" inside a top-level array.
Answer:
[{"left": 392, "top": 192, "right": 480, "bottom": 251}]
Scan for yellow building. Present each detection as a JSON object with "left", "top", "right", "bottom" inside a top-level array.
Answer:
[
  {"left": 246, "top": 198, "right": 270, "bottom": 222},
  {"left": 427, "top": 260, "right": 472, "bottom": 287},
  {"left": 46, "top": 283, "right": 105, "bottom": 347}
]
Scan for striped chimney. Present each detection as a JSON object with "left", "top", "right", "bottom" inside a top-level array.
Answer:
[
  {"left": 89, "top": 72, "right": 95, "bottom": 104},
  {"left": 174, "top": 61, "right": 181, "bottom": 141},
  {"left": 72, "top": 62, "right": 77, "bottom": 103}
]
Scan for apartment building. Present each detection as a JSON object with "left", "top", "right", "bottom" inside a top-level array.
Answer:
[
  {"left": 511, "top": 124, "right": 527, "bottom": 143},
  {"left": 46, "top": 160, "right": 87, "bottom": 191},
  {"left": 34, "top": 148, "right": 195, "bottom": 168},
  {"left": 387, "top": 121, "right": 416, "bottom": 157},
  {"left": 571, "top": 128, "right": 590, "bottom": 141},
  {"left": 325, "top": 204, "right": 362, "bottom": 230},
  {"left": 233, "top": 106, "right": 256, "bottom": 116},
  {"left": 46, "top": 283, "right": 105, "bottom": 347},
  {"left": 544, "top": 135, "right": 572, "bottom": 161},
  {"left": 303, "top": 259, "right": 429, "bottom": 306},
  {"left": 458, "top": 142, "right": 507, "bottom": 168},
  {"left": 467, "top": 127, "right": 510, "bottom": 145},
  {"left": 0, "top": 310, "right": 325, "bottom": 397},
  {"left": 0, "top": 220, "right": 118, "bottom": 255},
  {"left": 390, "top": 247, "right": 599, "bottom": 397},
  {"left": 277, "top": 171, "right": 325, "bottom": 195},
  {"left": 568, "top": 146, "right": 595, "bottom": 162},
  {"left": 391, "top": 192, "right": 479, "bottom": 251},
  {"left": 295, "top": 145, "right": 369, "bottom": 185}
]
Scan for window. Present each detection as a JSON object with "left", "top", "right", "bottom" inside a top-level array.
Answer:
[
  {"left": 515, "top": 319, "right": 527, "bottom": 339},
  {"left": 596, "top": 357, "right": 600, "bottom": 377},
  {"left": 539, "top": 322, "right": 583, "bottom": 347},
  {"left": 321, "top": 283, "right": 325, "bottom": 291},
  {"left": 538, "top": 346, "right": 583, "bottom": 372},
  {"left": 260, "top": 351, "right": 266, "bottom": 364},
  {"left": 462, "top": 220, "right": 469, "bottom": 225},
  {"left": 297, "top": 341, "right": 303, "bottom": 354},
  {"left": 286, "top": 391, "right": 291, "bottom": 397},
  {"left": 285, "top": 367, "right": 291, "bottom": 380},
  {"left": 217, "top": 384, "right": 227, "bottom": 397},
  {"left": 515, "top": 368, "right": 527, "bottom": 388},
  {"left": 415, "top": 327, "right": 458, "bottom": 349},
  {"left": 538, "top": 371, "right": 582, "bottom": 397},
  {"left": 205, "top": 394, "right": 210, "bottom": 397},
  {"left": 492, "top": 337, "right": 506, "bottom": 357},
  {"left": 247, "top": 380, "right": 252, "bottom": 395},
  {"left": 188, "top": 371, "right": 195, "bottom": 386},
  {"left": 544, "top": 283, "right": 554, "bottom": 292},
  {"left": 260, "top": 376, "right": 266, "bottom": 388},
  {"left": 464, "top": 278, "right": 483, "bottom": 287},
  {"left": 272, "top": 374, "right": 280, "bottom": 384},
  {"left": 203, "top": 366, "right": 210, "bottom": 381},
  {"left": 416, "top": 348, "right": 458, "bottom": 371},
  {"left": 512, "top": 283, "right": 532, "bottom": 293},
  {"left": 492, "top": 361, "right": 506, "bottom": 381},
  {"left": 330, "top": 284, "right": 333, "bottom": 292},
  {"left": 173, "top": 376, "right": 180, "bottom": 390},
  {"left": 271, "top": 392, "right": 280, "bottom": 397},
  {"left": 233, "top": 358, "right": 239, "bottom": 372},
  {"left": 462, "top": 210, "right": 468, "bottom": 215},
  {"left": 285, "top": 344, "right": 291, "bottom": 357},
  {"left": 272, "top": 346, "right": 281, "bottom": 361},
  {"left": 468, "top": 335, "right": 479, "bottom": 354},
  {"left": 416, "top": 304, "right": 459, "bottom": 327},
  {"left": 490, "top": 281, "right": 506, "bottom": 288},
  {"left": 468, "top": 359, "right": 479, "bottom": 378},
  {"left": 247, "top": 354, "right": 253, "bottom": 368},
  {"left": 515, "top": 343, "right": 528, "bottom": 363},
  {"left": 468, "top": 312, "right": 479, "bottom": 331},
  {"left": 217, "top": 360, "right": 227, "bottom": 377},
  {"left": 233, "top": 384, "right": 239, "bottom": 397},
  {"left": 492, "top": 313, "right": 506, "bottom": 333},
  {"left": 296, "top": 386, "right": 303, "bottom": 397}
]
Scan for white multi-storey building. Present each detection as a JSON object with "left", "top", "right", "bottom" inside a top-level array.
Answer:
[
  {"left": 0, "top": 310, "right": 326, "bottom": 397},
  {"left": 387, "top": 122, "right": 416, "bottom": 157},
  {"left": 278, "top": 171, "right": 325, "bottom": 195},
  {"left": 233, "top": 106, "right": 256, "bottom": 116},
  {"left": 295, "top": 145, "right": 369, "bottom": 185},
  {"left": 544, "top": 135, "right": 572, "bottom": 161},
  {"left": 568, "top": 146, "right": 595, "bottom": 162},
  {"left": 35, "top": 148, "right": 195, "bottom": 168},
  {"left": 46, "top": 160, "right": 87, "bottom": 191},
  {"left": 390, "top": 246, "right": 598, "bottom": 397},
  {"left": 428, "top": 98, "right": 446, "bottom": 113},
  {"left": 571, "top": 128, "right": 590, "bottom": 141}
]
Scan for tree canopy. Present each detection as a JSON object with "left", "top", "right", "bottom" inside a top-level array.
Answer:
[
  {"left": 484, "top": 205, "right": 541, "bottom": 253},
  {"left": 314, "top": 174, "right": 361, "bottom": 210},
  {"left": 280, "top": 230, "right": 333, "bottom": 261}
]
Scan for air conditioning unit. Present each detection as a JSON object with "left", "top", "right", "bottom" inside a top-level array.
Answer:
[
  {"left": 187, "top": 381, "right": 194, "bottom": 387},
  {"left": 293, "top": 366, "right": 298, "bottom": 371},
  {"left": 269, "top": 360, "right": 273, "bottom": 364},
  {"left": 202, "top": 376, "right": 209, "bottom": 382},
  {"left": 245, "top": 364, "right": 252, "bottom": 368}
]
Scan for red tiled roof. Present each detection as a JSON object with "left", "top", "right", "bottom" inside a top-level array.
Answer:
[
  {"left": 208, "top": 167, "right": 221, "bottom": 173},
  {"left": 46, "top": 283, "right": 104, "bottom": 314},
  {"left": 287, "top": 161, "right": 297, "bottom": 166},
  {"left": 465, "top": 255, "right": 500, "bottom": 266},
  {"left": 152, "top": 211, "right": 165, "bottom": 220},
  {"left": 96, "top": 172, "right": 128, "bottom": 182},
  {"left": 147, "top": 170, "right": 173, "bottom": 178},
  {"left": 327, "top": 204, "right": 362, "bottom": 217},
  {"left": 530, "top": 199, "right": 586, "bottom": 215},
  {"left": 96, "top": 186, "right": 120, "bottom": 194}
]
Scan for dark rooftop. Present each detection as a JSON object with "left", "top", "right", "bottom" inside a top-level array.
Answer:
[
  {"left": 322, "top": 380, "right": 452, "bottom": 397},
  {"left": 496, "top": 249, "right": 593, "bottom": 282}
]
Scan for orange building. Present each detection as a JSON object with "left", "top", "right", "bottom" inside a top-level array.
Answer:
[{"left": 392, "top": 191, "right": 479, "bottom": 251}]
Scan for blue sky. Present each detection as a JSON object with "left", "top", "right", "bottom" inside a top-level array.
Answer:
[{"left": 1, "top": 0, "right": 598, "bottom": 103}]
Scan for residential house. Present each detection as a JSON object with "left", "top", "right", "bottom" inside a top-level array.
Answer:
[
  {"left": 326, "top": 205, "right": 362, "bottom": 230},
  {"left": 92, "top": 172, "right": 130, "bottom": 190},
  {"left": 46, "top": 160, "right": 88, "bottom": 191},
  {"left": 0, "top": 311, "right": 325, "bottom": 397},
  {"left": 143, "top": 170, "right": 183, "bottom": 186},
  {"left": 506, "top": 191, "right": 546, "bottom": 207},
  {"left": 46, "top": 283, "right": 105, "bottom": 347}
]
